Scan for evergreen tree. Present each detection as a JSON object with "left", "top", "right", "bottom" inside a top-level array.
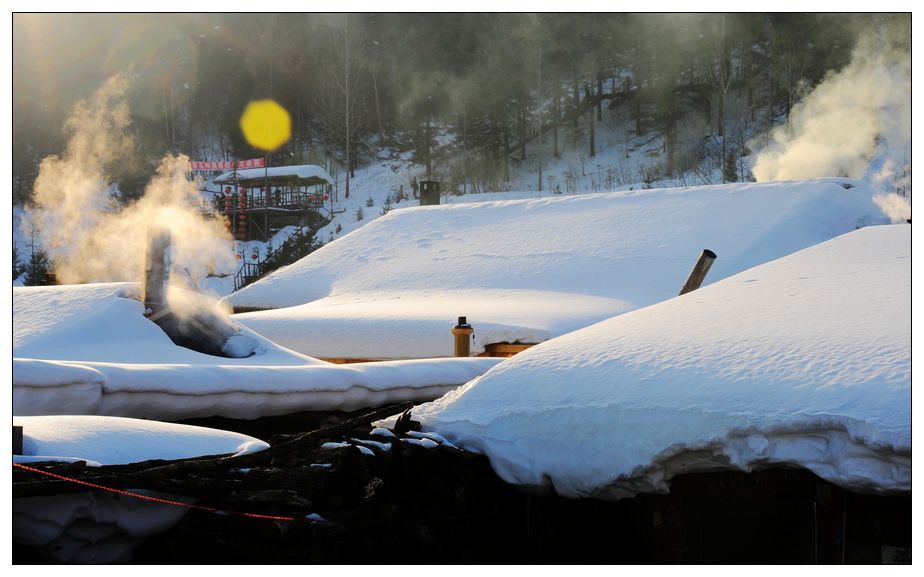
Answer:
[
  {"left": 23, "top": 249, "right": 51, "bottom": 286},
  {"left": 13, "top": 246, "right": 22, "bottom": 279},
  {"left": 723, "top": 152, "right": 739, "bottom": 183}
]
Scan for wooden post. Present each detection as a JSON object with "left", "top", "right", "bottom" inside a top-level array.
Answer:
[
  {"left": 451, "top": 316, "right": 474, "bottom": 357},
  {"left": 264, "top": 156, "right": 269, "bottom": 242},
  {"left": 13, "top": 425, "right": 23, "bottom": 455},
  {"left": 679, "top": 249, "right": 717, "bottom": 295}
]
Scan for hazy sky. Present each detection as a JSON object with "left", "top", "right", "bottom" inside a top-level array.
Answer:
[{"left": 14, "top": 14, "right": 203, "bottom": 110}]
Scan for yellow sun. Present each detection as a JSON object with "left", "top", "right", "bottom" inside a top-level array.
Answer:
[{"left": 240, "top": 99, "right": 291, "bottom": 151}]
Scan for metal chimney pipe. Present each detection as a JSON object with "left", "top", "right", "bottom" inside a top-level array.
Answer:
[
  {"left": 143, "top": 229, "right": 171, "bottom": 316},
  {"left": 679, "top": 249, "right": 717, "bottom": 296},
  {"left": 451, "top": 316, "right": 474, "bottom": 357}
]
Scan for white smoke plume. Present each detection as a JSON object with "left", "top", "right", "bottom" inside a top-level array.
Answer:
[
  {"left": 868, "top": 159, "right": 911, "bottom": 223},
  {"left": 22, "top": 75, "right": 236, "bottom": 290},
  {"left": 752, "top": 35, "right": 911, "bottom": 190}
]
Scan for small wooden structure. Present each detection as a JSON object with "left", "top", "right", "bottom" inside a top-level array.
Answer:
[
  {"left": 419, "top": 180, "right": 441, "bottom": 206},
  {"left": 209, "top": 165, "right": 335, "bottom": 241},
  {"left": 319, "top": 357, "right": 384, "bottom": 364},
  {"left": 477, "top": 342, "right": 536, "bottom": 358}
]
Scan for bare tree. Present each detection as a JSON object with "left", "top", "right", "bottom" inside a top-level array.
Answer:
[
  {"left": 314, "top": 14, "right": 364, "bottom": 199},
  {"left": 702, "top": 15, "right": 735, "bottom": 181}
]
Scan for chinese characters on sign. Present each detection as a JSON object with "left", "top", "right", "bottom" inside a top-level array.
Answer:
[{"left": 189, "top": 158, "right": 265, "bottom": 171}]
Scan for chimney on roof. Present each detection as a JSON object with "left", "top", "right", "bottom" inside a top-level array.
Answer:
[
  {"left": 679, "top": 249, "right": 717, "bottom": 296},
  {"left": 143, "top": 228, "right": 171, "bottom": 316}
]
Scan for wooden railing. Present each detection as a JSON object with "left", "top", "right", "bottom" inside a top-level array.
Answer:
[{"left": 233, "top": 262, "right": 262, "bottom": 292}]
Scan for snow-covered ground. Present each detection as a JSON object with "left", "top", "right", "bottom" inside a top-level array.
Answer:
[
  {"left": 395, "top": 224, "right": 910, "bottom": 500},
  {"left": 228, "top": 178, "right": 888, "bottom": 359},
  {"left": 13, "top": 282, "right": 502, "bottom": 419}
]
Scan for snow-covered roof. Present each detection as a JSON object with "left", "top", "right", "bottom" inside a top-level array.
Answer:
[
  {"left": 214, "top": 164, "right": 333, "bottom": 186},
  {"left": 398, "top": 224, "right": 910, "bottom": 499},
  {"left": 228, "top": 178, "right": 888, "bottom": 359},
  {"left": 13, "top": 415, "right": 268, "bottom": 466},
  {"left": 13, "top": 282, "right": 322, "bottom": 366},
  {"left": 12, "top": 414, "right": 271, "bottom": 563},
  {"left": 13, "top": 283, "right": 502, "bottom": 419}
]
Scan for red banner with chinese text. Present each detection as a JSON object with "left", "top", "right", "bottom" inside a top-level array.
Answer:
[{"left": 189, "top": 158, "right": 265, "bottom": 171}]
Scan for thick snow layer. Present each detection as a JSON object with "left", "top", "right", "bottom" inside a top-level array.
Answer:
[
  {"left": 13, "top": 357, "right": 500, "bottom": 420},
  {"left": 13, "top": 359, "right": 106, "bottom": 415},
  {"left": 14, "top": 415, "right": 269, "bottom": 465},
  {"left": 229, "top": 178, "right": 888, "bottom": 359},
  {"left": 13, "top": 355, "right": 501, "bottom": 420},
  {"left": 403, "top": 225, "right": 910, "bottom": 499},
  {"left": 13, "top": 283, "right": 502, "bottom": 419},
  {"left": 215, "top": 164, "right": 333, "bottom": 185}
]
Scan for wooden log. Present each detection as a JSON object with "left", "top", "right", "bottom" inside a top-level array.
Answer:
[
  {"left": 679, "top": 249, "right": 717, "bottom": 296},
  {"left": 477, "top": 342, "right": 536, "bottom": 357},
  {"left": 319, "top": 357, "right": 386, "bottom": 365},
  {"left": 13, "top": 425, "right": 23, "bottom": 455}
]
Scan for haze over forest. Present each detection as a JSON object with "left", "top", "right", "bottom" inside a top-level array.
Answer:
[{"left": 12, "top": 13, "right": 910, "bottom": 204}]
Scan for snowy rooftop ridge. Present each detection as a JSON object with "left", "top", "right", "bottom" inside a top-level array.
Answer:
[
  {"left": 228, "top": 178, "right": 888, "bottom": 359},
  {"left": 402, "top": 224, "right": 910, "bottom": 499}
]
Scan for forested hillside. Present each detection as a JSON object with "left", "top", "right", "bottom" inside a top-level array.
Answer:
[{"left": 13, "top": 13, "right": 910, "bottom": 204}]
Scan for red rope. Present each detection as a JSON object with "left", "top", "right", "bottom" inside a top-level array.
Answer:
[{"left": 13, "top": 462, "right": 297, "bottom": 522}]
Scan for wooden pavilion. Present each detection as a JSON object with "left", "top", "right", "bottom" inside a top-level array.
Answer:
[{"left": 208, "top": 164, "right": 336, "bottom": 241}]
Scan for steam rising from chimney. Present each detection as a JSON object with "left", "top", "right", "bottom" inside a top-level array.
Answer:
[
  {"left": 751, "top": 33, "right": 910, "bottom": 194},
  {"left": 22, "top": 74, "right": 236, "bottom": 289}
]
